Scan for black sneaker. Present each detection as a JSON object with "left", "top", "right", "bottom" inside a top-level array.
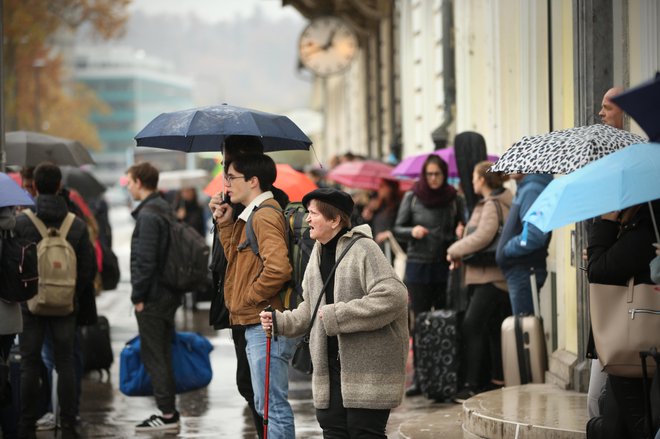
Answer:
[
  {"left": 405, "top": 383, "right": 422, "bottom": 397},
  {"left": 452, "top": 387, "right": 477, "bottom": 404},
  {"left": 135, "top": 412, "right": 180, "bottom": 432}
]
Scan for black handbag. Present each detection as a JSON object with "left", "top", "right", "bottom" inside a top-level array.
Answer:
[
  {"left": 290, "top": 236, "right": 365, "bottom": 374},
  {"left": 462, "top": 200, "right": 503, "bottom": 267}
]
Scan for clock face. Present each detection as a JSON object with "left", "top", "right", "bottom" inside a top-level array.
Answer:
[{"left": 299, "top": 16, "right": 359, "bottom": 76}]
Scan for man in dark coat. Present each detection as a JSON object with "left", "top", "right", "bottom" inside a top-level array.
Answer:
[
  {"left": 14, "top": 163, "right": 95, "bottom": 439},
  {"left": 125, "top": 162, "right": 182, "bottom": 433}
]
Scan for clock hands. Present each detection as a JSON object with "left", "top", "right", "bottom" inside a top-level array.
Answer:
[{"left": 321, "top": 27, "right": 338, "bottom": 50}]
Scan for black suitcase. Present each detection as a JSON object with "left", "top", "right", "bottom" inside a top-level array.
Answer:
[
  {"left": 414, "top": 309, "right": 460, "bottom": 401},
  {"left": 81, "top": 315, "right": 113, "bottom": 377}
]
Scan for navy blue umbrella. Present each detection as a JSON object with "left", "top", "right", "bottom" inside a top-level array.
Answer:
[
  {"left": 612, "top": 72, "right": 660, "bottom": 142},
  {"left": 134, "top": 104, "right": 312, "bottom": 153}
]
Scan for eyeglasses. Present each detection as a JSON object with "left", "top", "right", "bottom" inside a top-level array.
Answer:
[
  {"left": 224, "top": 174, "right": 248, "bottom": 185},
  {"left": 425, "top": 172, "right": 443, "bottom": 178}
]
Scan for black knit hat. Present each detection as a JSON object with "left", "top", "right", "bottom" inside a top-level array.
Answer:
[{"left": 302, "top": 188, "right": 354, "bottom": 217}]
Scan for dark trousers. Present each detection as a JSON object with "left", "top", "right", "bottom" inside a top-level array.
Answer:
[
  {"left": 231, "top": 326, "right": 264, "bottom": 439},
  {"left": 135, "top": 310, "right": 177, "bottom": 414},
  {"left": 1, "top": 335, "right": 18, "bottom": 439},
  {"left": 41, "top": 327, "right": 83, "bottom": 415},
  {"left": 588, "top": 375, "right": 654, "bottom": 439},
  {"left": 19, "top": 311, "right": 77, "bottom": 435},
  {"left": 407, "top": 281, "right": 447, "bottom": 382},
  {"left": 316, "top": 357, "right": 390, "bottom": 439},
  {"left": 461, "top": 283, "right": 512, "bottom": 387}
]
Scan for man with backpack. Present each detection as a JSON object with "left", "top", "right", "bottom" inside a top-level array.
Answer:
[
  {"left": 125, "top": 162, "right": 184, "bottom": 432},
  {"left": 212, "top": 153, "right": 297, "bottom": 438},
  {"left": 13, "top": 163, "right": 95, "bottom": 439}
]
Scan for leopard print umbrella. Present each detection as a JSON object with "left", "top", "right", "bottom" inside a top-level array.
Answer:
[{"left": 490, "top": 124, "right": 646, "bottom": 174}]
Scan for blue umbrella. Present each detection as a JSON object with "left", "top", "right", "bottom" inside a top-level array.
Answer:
[
  {"left": 522, "top": 143, "right": 660, "bottom": 233},
  {"left": 0, "top": 173, "right": 34, "bottom": 207},
  {"left": 134, "top": 104, "right": 312, "bottom": 153}
]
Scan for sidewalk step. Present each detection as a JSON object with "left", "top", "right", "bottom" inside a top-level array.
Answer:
[{"left": 463, "top": 384, "right": 587, "bottom": 438}]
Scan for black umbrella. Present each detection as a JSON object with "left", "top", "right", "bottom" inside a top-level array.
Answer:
[
  {"left": 5, "top": 131, "right": 95, "bottom": 166},
  {"left": 61, "top": 166, "right": 106, "bottom": 199},
  {"left": 611, "top": 72, "right": 660, "bottom": 142},
  {"left": 134, "top": 104, "right": 312, "bottom": 153}
]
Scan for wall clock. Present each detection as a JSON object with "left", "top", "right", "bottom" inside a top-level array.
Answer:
[{"left": 298, "top": 16, "right": 359, "bottom": 76}]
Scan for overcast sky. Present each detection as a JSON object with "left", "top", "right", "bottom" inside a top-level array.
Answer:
[{"left": 129, "top": 0, "right": 302, "bottom": 23}]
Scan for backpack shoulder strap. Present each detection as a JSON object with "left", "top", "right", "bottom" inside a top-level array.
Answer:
[
  {"left": 239, "top": 203, "right": 282, "bottom": 255},
  {"left": 58, "top": 213, "right": 76, "bottom": 239},
  {"left": 490, "top": 199, "right": 503, "bottom": 226},
  {"left": 23, "top": 210, "right": 48, "bottom": 239}
]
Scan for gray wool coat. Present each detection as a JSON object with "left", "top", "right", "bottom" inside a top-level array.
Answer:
[{"left": 274, "top": 225, "right": 409, "bottom": 410}]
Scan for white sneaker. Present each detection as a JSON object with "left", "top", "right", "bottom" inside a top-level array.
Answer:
[{"left": 36, "top": 412, "right": 57, "bottom": 431}]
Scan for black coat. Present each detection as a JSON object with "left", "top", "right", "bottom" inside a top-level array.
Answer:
[
  {"left": 588, "top": 201, "right": 660, "bottom": 286},
  {"left": 129, "top": 193, "right": 174, "bottom": 305},
  {"left": 14, "top": 194, "right": 96, "bottom": 314}
]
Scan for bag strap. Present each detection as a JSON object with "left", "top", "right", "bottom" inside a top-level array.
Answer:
[
  {"left": 300, "top": 235, "right": 366, "bottom": 338},
  {"left": 238, "top": 203, "right": 282, "bottom": 255},
  {"left": 58, "top": 213, "right": 76, "bottom": 240},
  {"left": 23, "top": 210, "right": 48, "bottom": 239}
]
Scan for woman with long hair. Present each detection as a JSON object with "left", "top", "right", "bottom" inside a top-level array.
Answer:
[
  {"left": 446, "top": 161, "right": 513, "bottom": 402},
  {"left": 393, "top": 154, "right": 464, "bottom": 396}
]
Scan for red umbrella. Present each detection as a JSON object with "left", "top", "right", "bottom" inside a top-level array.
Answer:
[
  {"left": 204, "top": 163, "right": 317, "bottom": 202},
  {"left": 327, "top": 160, "right": 394, "bottom": 191}
]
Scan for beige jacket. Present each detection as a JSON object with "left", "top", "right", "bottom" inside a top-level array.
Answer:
[
  {"left": 275, "top": 225, "right": 409, "bottom": 410},
  {"left": 447, "top": 189, "right": 513, "bottom": 290}
]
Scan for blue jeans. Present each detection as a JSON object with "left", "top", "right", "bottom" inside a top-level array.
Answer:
[
  {"left": 503, "top": 266, "right": 547, "bottom": 316},
  {"left": 245, "top": 325, "right": 297, "bottom": 439}
]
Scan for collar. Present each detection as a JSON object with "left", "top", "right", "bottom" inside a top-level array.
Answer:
[{"left": 238, "top": 191, "right": 274, "bottom": 222}]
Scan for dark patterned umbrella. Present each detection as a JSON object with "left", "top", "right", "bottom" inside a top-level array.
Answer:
[
  {"left": 490, "top": 124, "right": 646, "bottom": 174},
  {"left": 135, "top": 104, "right": 312, "bottom": 153}
]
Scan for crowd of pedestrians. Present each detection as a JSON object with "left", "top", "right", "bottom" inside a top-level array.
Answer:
[{"left": 0, "top": 84, "right": 658, "bottom": 439}]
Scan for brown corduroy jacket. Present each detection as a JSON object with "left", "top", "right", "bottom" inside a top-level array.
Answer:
[{"left": 219, "top": 198, "right": 291, "bottom": 325}]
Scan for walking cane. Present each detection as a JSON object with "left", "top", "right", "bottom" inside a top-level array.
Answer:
[{"left": 263, "top": 305, "right": 274, "bottom": 439}]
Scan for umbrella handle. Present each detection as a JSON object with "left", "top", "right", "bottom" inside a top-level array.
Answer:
[{"left": 649, "top": 202, "right": 660, "bottom": 243}]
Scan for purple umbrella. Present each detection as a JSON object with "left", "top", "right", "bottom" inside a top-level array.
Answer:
[
  {"left": 391, "top": 148, "right": 499, "bottom": 179},
  {"left": 0, "top": 172, "right": 34, "bottom": 207}
]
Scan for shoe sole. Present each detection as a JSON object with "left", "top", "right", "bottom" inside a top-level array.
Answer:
[{"left": 135, "top": 424, "right": 180, "bottom": 433}]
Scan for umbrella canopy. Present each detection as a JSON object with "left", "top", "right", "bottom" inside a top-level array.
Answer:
[
  {"left": 5, "top": 131, "right": 95, "bottom": 167},
  {"left": 490, "top": 124, "right": 645, "bottom": 174},
  {"left": 204, "top": 163, "right": 317, "bottom": 202},
  {"left": 61, "top": 166, "right": 106, "bottom": 199},
  {"left": 158, "top": 169, "right": 210, "bottom": 191},
  {"left": 522, "top": 143, "right": 660, "bottom": 233},
  {"left": 0, "top": 172, "right": 34, "bottom": 207},
  {"left": 612, "top": 72, "right": 660, "bottom": 142},
  {"left": 327, "top": 160, "right": 395, "bottom": 191},
  {"left": 135, "top": 104, "right": 312, "bottom": 153},
  {"left": 391, "top": 148, "right": 499, "bottom": 179}
]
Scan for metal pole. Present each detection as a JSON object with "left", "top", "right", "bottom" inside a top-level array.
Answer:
[{"left": 0, "top": 0, "right": 6, "bottom": 172}]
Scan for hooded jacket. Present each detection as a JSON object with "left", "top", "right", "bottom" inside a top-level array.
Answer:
[
  {"left": 274, "top": 225, "right": 409, "bottom": 410},
  {"left": 496, "top": 174, "right": 553, "bottom": 271},
  {"left": 448, "top": 188, "right": 513, "bottom": 289}
]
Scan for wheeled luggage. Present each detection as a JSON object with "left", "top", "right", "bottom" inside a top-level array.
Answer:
[
  {"left": 501, "top": 271, "right": 547, "bottom": 386},
  {"left": 414, "top": 309, "right": 460, "bottom": 401},
  {"left": 81, "top": 315, "right": 113, "bottom": 377}
]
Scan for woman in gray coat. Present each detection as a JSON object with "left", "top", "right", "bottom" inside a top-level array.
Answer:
[{"left": 260, "top": 188, "right": 408, "bottom": 438}]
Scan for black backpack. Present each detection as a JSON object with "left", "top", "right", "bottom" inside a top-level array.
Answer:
[
  {"left": 0, "top": 233, "right": 39, "bottom": 302},
  {"left": 99, "top": 240, "right": 120, "bottom": 291},
  {"left": 240, "top": 202, "right": 314, "bottom": 310},
  {"left": 145, "top": 207, "right": 210, "bottom": 294}
]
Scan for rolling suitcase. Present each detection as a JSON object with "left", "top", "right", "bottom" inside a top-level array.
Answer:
[
  {"left": 81, "top": 315, "right": 113, "bottom": 378},
  {"left": 501, "top": 271, "right": 547, "bottom": 386},
  {"left": 414, "top": 309, "right": 460, "bottom": 401}
]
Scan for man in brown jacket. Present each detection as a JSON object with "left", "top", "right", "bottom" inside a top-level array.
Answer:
[{"left": 212, "top": 153, "right": 297, "bottom": 438}]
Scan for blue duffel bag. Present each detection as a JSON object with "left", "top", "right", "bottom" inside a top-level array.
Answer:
[{"left": 119, "top": 331, "right": 213, "bottom": 396}]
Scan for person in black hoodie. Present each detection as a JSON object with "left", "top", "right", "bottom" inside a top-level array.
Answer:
[
  {"left": 586, "top": 201, "right": 660, "bottom": 439},
  {"left": 14, "top": 163, "right": 95, "bottom": 439}
]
